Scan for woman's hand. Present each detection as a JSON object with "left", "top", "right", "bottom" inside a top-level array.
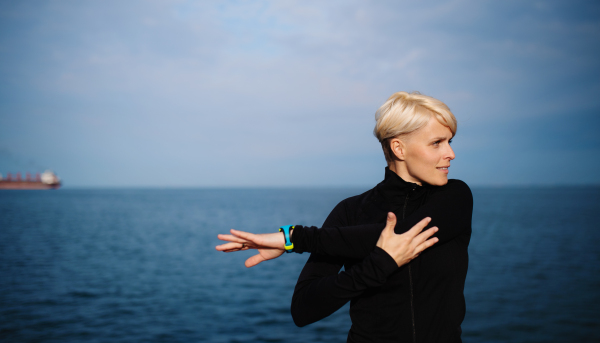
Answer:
[
  {"left": 215, "top": 230, "right": 287, "bottom": 267},
  {"left": 376, "top": 212, "right": 439, "bottom": 267}
]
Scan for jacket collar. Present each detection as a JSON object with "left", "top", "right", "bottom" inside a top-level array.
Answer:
[
  {"left": 377, "top": 167, "right": 428, "bottom": 208},
  {"left": 356, "top": 167, "right": 428, "bottom": 223}
]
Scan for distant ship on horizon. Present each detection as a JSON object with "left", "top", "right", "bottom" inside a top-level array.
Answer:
[{"left": 0, "top": 170, "right": 61, "bottom": 190}]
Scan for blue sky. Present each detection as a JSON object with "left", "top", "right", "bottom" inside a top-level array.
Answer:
[{"left": 1, "top": 0, "right": 599, "bottom": 187}]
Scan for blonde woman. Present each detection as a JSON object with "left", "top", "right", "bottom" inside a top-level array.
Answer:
[{"left": 217, "top": 92, "right": 473, "bottom": 343}]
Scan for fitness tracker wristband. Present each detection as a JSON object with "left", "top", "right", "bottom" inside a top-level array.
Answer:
[{"left": 279, "top": 225, "right": 295, "bottom": 253}]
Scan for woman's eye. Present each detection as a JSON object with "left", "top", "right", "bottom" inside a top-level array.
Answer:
[{"left": 433, "top": 141, "right": 440, "bottom": 146}]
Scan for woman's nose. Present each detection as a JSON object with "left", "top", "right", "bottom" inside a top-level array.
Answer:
[{"left": 447, "top": 145, "right": 455, "bottom": 160}]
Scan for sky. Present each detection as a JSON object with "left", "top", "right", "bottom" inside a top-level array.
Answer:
[{"left": 0, "top": 0, "right": 599, "bottom": 187}]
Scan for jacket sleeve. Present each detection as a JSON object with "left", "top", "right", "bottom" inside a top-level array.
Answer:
[
  {"left": 291, "top": 180, "right": 473, "bottom": 259},
  {"left": 292, "top": 223, "right": 383, "bottom": 258},
  {"left": 290, "top": 201, "right": 398, "bottom": 327}
]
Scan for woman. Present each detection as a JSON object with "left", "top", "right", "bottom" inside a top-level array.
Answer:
[{"left": 216, "top": 92, "right": 473, "bottom": 343}]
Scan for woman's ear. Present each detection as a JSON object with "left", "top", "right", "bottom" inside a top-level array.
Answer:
[{"left": 390, "top": 138, "right": 406, "bottom": 161}]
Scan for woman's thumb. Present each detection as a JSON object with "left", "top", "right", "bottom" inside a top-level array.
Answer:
[{"left": 385, "top": 212, "right": 396, "bottom": 233}]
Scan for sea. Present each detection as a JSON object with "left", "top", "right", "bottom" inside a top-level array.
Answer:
[{"left": 1, "top": 187, "right": 599, "bottom": 343}]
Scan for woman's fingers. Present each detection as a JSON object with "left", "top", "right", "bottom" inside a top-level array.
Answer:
[
  {"left": 383, "top": 212, "right": 397, "bottom": 235},
  {"left": 215, "top": 242, "right": 239, "bottom": 251},
  {"left": 412, "top": 227, "right": 438, "bottom": 246},
  {"left": 405, "top": 217, "right": 432, "bottom": 237},
  {"left": 217, "top": 234, "right": 248, "bottom": 244},
  {"left": 229, "top": 229, "right": 260, "bottom": 242},
  {"left": 245, "top": 254, "right": 265, "bottom": 268},
  {"left": 218, "top": 229, "right": 262, "bottom": 246},
  {"left": 233, "top": 230, "right": 286, "bottom": 249},
  {"left": 377, "top": 215, "right": 439, "bottom": 267},
  {"left": 410, "top": 227, "right": 439, "bottom": 257},
  {"left": 230, "top": 229, "right": 280, "bottom": 248},
  {"left": 413, "top": 236, "right": 439, "bottom": 256},
  {"left": 215, "top": 242, "right": 248, "bottom": 252}
]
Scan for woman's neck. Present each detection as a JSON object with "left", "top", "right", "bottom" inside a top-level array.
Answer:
[{"left": 388, "top": 161, "right": 422, "bottom": 186}]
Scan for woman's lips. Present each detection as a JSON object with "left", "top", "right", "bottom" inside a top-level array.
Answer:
[{"left": 436, "top": 167, "right": 449, "bottom": 174}]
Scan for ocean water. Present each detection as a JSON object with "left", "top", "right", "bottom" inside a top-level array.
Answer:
[{"left": 0, "top": 187, "right": 599, "bottom": 342}]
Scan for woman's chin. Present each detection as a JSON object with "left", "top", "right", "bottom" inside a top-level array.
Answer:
[{"left": 427, "top": 177, "right": 449, "bottom": 186}]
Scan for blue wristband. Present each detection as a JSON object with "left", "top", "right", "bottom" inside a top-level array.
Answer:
[{"left": 279, "top": 225, "right": 295, "bottom": 253}]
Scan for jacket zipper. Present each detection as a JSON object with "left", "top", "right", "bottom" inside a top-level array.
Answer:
[{"left": 403, "top": 185, "right": 417, "bottom": 343}]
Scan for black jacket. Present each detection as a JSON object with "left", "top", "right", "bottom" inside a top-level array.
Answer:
[{"left": 290, "top": 168, "right": 473, "bottom": 343}]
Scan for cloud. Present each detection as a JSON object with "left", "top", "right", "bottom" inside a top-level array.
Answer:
[{"left": 0, "top": 0, "right": 598, "bottom": 186}]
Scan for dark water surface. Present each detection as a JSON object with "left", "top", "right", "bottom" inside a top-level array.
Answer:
[{"left": 1, "top": 187, "right": 599, "bottom": 342}]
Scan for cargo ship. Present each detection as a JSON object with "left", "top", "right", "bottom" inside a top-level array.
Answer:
[{"left": 0, "top": 170, "right": 61, "bottom": 190}]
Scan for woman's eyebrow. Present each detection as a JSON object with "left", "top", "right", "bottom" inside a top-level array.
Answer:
[{"left": 431, "top": 136, "right": 449, "bottom": 141}]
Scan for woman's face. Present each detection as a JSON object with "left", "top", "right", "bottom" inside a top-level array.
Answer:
[{"left": 393, "top": 117, "right": 455, "bottom": 186}]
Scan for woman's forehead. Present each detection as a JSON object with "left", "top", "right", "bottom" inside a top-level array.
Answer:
[{"left": 414, "top": 117, "right": 453, "bottom": 139}]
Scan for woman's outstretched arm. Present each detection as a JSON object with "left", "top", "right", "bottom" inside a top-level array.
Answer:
[
  {"left": 216, "top": 180, "right": 472, "bottom": 261},
  {"left": 216, "top": 213, "right": 438, "bottom": 268}
]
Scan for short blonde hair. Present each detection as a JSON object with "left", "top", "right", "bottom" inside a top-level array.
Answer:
[{"left": 373, "top": 91, "right": 457, "bottom": 163}]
